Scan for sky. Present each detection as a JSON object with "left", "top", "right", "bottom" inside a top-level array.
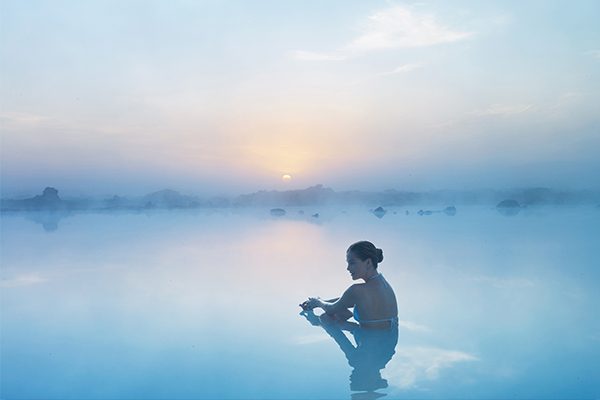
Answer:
[{"left": 1, "top": 0, "right": 599, "bottom": 197}]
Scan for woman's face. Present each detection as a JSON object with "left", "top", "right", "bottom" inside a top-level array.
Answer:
[{"left": 346, "top": 251, "right": 369, "bottom": 281}]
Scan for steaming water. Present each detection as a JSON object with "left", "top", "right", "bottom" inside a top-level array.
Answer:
[{"left": 1, "top": 206, "right": 599, "bottom": 399}]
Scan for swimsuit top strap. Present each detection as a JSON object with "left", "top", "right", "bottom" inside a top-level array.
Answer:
[
  {"left": 380, "top": 274, "right": 390, "bottom": 288},
  {"left": 367, "top": 273, "right": 389, "bottom": 288}
]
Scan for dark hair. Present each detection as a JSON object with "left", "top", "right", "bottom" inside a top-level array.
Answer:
[{"left": 347, "top": 241, "right": 384, "bottom": 268}]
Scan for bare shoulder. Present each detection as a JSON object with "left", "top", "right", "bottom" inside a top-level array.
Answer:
[
  {"left": 346, "top": 283, "right": 368, "bottom": 298},
  {"left": 348, "top": 283, "right": 365, "bottom": 292},
  {"left": 342, "top": 283, "right": 366, "bottom": 299}
]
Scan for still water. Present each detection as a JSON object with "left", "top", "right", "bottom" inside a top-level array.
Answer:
[{"left": 1, "top": 206, "right": 599, "bottom": 399}]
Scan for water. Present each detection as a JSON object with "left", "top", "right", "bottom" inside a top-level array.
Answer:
[{"left": 1, "top": 206, "right": 599, "bottom": 399}]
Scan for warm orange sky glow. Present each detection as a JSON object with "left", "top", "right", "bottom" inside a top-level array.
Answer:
[{"left": 1, "top": 1, "right": 599, "bottom": 197}]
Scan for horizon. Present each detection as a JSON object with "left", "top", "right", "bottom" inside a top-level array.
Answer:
[
  {"left": 2, "top": 1, "right": 599, "bottom": 198},
  {"left": 3, "top": 182, "right": 599, "bottom": 202}
]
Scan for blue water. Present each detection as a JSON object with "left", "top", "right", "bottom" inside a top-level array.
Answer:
[{"left": 1, "top": 206, "right": 599, "bottom": 399}]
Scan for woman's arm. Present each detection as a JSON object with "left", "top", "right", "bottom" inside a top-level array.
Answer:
[
  {"left": 300, "top": 297, "right": 338, "bottom": 310},
  {"left": 301, "top": 286, "right": 358, "bottom": 315}
]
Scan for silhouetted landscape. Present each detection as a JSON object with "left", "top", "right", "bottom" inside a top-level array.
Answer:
[{"left": 2, "top": 185, "right": 599, "bottom": 212}]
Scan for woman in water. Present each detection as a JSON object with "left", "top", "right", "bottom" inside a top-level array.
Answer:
[{"left": 300, "top": 241, "right": 398, "bottom": 330}]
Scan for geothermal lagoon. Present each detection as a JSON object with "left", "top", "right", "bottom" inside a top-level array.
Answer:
[{"left": 1, "top": 205, "right": 599, "bottom": 398}]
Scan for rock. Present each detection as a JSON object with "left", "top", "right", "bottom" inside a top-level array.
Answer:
[
  {"left": 311, "top": 213, "right": 319, "bottom": 218},
  {"left": 417, "top": 209, "right": 433, "bottom": 216},
  {"left": 270, "top": 208, "right": 286, "bottom": 216},
  {"left": 298, "top": 210, "right": 304, "bottom": 215},
  {"left": 443, "top": 206, "right": 457, "bottom": 216},
  {"left": 496, "top": 200, "right": 521, "bottom": 216},
  {"left": 3, "top": 187, "right": 67, "bottom": 211},
  {"left": 371, "top": 206, "right": 387, "bottom": 219},
  {"left": 496, "top": 199, "right": 520, "bottom": 208},
  {"left": 405, "top": 210, "right": 409, "bottom": 215}
]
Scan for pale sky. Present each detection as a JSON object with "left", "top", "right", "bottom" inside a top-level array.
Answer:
[{"left": 2, "top": 0, "right": 599, "bottom": 197}]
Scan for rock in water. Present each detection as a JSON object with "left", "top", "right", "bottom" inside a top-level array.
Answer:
[
  {"left": 443, "top": 206, "right": 457, "bottom": 216},
  {"left": 372, "top": 206, "right": 387, "bottom": 219},
  {"left": 496, "top": 199, "right": 520, "bottom": 208}
]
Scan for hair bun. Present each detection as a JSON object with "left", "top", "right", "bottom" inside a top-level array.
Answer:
[{"left": 347, "top": 241, "right": 384, "bottom": 267}]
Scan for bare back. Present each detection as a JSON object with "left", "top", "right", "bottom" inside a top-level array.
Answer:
[{"left": 352, "top": 274, "right": 398, "bottom": 328}]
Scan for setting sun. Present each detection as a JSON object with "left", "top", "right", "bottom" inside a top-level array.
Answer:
[{"left": 282, "top": 174, "right": 291, "bottom": 182}]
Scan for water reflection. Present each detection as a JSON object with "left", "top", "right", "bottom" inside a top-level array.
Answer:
[
  {"left": 2, "top": 206, "right": 599, "bottom": 398},
  {"left": 495, "top": 206, "right": 521, "bottom": 216},
  {"left": 301, "top": 310, "right": 398, "bottom": 398},
  {"left": 23, "top": 211, "right": 72, "bottom": 232}
]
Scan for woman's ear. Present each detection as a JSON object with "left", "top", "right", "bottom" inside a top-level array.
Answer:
[{"left": 366, "top": 258, "right": 374, "bottom": 269}]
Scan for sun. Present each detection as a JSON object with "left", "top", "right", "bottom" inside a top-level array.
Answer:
[{"left": 282, "top": 174, "right": 292, "bottom": 182}]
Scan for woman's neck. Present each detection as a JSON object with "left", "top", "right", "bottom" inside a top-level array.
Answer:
[{"left": 364, "top": 271, "right": 380, "bottom": 282}]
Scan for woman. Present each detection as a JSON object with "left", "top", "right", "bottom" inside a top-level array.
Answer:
[{"left": 300, "top": 241, "right": 398, "bottom": 330}]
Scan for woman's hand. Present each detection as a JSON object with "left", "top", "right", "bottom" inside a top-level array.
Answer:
[{"left": 299, "top": 296, "right": 321, "bottom": 311}]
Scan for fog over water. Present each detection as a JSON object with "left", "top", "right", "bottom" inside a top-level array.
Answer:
[{"left": 2, "top": 205, "right": 599, "bottom": 398}]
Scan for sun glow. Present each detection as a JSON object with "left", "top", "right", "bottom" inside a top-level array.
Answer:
[{"left": 282, "top": 174, "right": 292, "bottom": 182}]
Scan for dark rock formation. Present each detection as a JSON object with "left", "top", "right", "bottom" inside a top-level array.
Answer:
[
  {"left": 442, "top": 206, "right": 457, "bottom": 216},
  {"left": 270, "top": 208, "right": 286, "bottom": 216},
  {"left": 1, "top": 187, "right": 68, "bottom": 211},
  {"left": 371, "top": 206, "right": 387, "bottom": 219},
  {"left": 496, "top": 199, "right": 520, "bottom": 208},
  {"left": 237, "top": 184, "right": 336, "bottom": 207},
  {"left": 141, "top": 189, "right": 201, "bottom": 208}
]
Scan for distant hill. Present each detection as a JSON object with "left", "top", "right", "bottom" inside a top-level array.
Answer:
[
  {"left": 1, "top": 187, "right": 71, "bottom": 211},
  {"left": 235, "top": 185, "right": 600, "bottom": 207},
  {"left": 2, "top": 185, "right": 600, "bottom": 212},
  {"left": 236, "top": 184, "right": 336, "bottom": 206}
]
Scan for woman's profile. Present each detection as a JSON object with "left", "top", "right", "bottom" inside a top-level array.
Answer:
[{"left": 300, "top": 241, "right": 398, "bottom": 331}]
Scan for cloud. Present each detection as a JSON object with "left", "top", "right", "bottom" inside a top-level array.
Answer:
[
  {"left": 292, "top": 5, "right": 474, "bottom": 61},
  {"left": 289, "top": 50, "right": 347, "bottom": 61},
  {"left": 400, "top": 320, "right": 431, "bottom": 332},
  {"left": 0, "top": 111, "right": 49, "bottom": 130},
  {"left": 471, "top": 103, "right": 532, "bottom": 116},
  {"left": 384, "top": 62, "right": 427, "bottom": 75},
  {"left": 292, "top": 333, "right": 331, "bottom": 345},
  {"left": 562, "top": 92, "right": 585, "bottom": 98},
  {"left": 584, "top": 50, "right": 600, "bottom": 61},
  {"left": 1, "top": 273, "right": 47, "bottom": 287},
  {"left": 344, "top": 6, "right": 474, "bottom": 52},
  {"left": 384, "top": 346, "right": 478, "bottom": 389},
  {"left": 435, "top": 103, "right": 532, "bottom": 128}
]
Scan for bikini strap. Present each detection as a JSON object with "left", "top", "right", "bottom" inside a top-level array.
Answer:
[{"left": 367, "top": 273, "right": 389, "bottom": 288}]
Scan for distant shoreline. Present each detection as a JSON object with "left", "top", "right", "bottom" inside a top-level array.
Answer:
[{"left": 2, "top": 185, "right": 600, "bottom": 212}]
